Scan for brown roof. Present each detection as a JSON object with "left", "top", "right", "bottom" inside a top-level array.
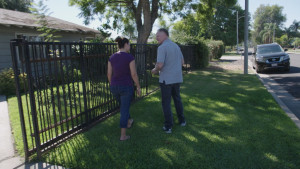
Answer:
[{"left": 0, "top": 8, "right": 99, "bottom": 34}]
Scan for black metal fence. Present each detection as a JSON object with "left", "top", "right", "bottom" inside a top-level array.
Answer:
[{"left": 10, "top": 39, "right": 196, "bottom": 160}]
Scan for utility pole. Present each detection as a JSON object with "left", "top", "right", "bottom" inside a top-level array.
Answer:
[
  {"left": 237, "top": 11, "right": 239, "bottom": 54},
  {"left": 237, "top": 11, "right": 245, "bottom": 55},
  {"left": 273, "top": 23, "right": 276, "bottom": 43},
  {"left": 244, "top": 0, "right": 249, "bottom": 74}
]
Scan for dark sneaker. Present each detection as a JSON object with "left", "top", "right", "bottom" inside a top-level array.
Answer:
[
  {"left": 180, "top": 121, "right": 186, "bottom": 127},
  {"left": 162, "top": 126, "right": 172, "bottom": 134}
]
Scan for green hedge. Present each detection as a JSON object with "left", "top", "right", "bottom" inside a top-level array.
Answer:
[
  {"left": 171, "top": 34, "right": 210, "bottom": 69},
  {"left": 0, "top": 68, "right": 27, "bottom": 96},
  {"left": 205, "top": 40, "right": 225, "bottom": 60},
  {"left": 194, "top": 40, "right": 210, "bottom": 68}
]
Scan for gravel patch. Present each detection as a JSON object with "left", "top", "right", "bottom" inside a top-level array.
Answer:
[{"left": 208, "top": 56, "right": 253, "bottom": 73}]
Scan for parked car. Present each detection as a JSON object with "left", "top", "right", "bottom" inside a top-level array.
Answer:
[
  {"left": 241, "top": 51, "right": 253, "bottom": 55},
  {"left": 252, "top": 43, "right": 290, "bottom": 73},
  {"left": 236, "top": 47, "right": 244, "bottom": 51}
]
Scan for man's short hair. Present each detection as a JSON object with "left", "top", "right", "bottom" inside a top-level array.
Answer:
[{"left": 157, "top": 28, "right": 169, "bottom": 37}]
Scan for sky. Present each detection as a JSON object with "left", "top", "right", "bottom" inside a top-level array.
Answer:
[
  {"left": 36, "top": 0, "right": 300, "bottom": 38},
  {"left": 238, "top": 0, "right": 300, "bottom": 27}
]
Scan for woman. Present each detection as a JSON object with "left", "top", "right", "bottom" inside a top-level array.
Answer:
[{"left": 107, "top": 36, "right": 141, "bottom": 141}]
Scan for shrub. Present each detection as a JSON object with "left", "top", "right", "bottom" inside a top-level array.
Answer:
[
  {"left": 205, "top": 40, "right": 225, "bottom": 60},
  {"left": 225, "top": 46, "right": 232, "bottom": 52},
  {"left": 194, "top": 40, "right": 209, "bottom": 68},
  {"left": 171, "top": 31, "right": 199, "bottom": 45},
  {"left": 56, "top": 64, "right": 82, "bottom": 85},
  {"left": 0, "top": 68, "right": 27, "bottom": 96},
  {"left": 172, "top": 34, "right": 210, "bottom": 69}
]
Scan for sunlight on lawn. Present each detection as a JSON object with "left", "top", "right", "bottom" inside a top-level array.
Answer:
[
  {"left": 200, "top": 130, "right": 226, "bottom": 143},
  {"left": 8, "top": 69, "right": 300, "bottom": 168},
  {"left": 155, "top": 148, "right": 176, "bottom": 164},
  {"left": 182, "top": 132, "right": 198, "bottom": 142},
  {"left": 265, "top": 153, "right": 279, "bottom": 162}
]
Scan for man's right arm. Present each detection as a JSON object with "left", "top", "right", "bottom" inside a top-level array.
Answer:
[
  {"left": 151, "top": 46, "right": 166, "bottom": 74},
  {"left": 179, "top": 47, "right": 184, "bottom": 65}
]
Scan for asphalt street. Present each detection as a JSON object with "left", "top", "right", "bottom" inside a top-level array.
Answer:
[
  {"left": 261, "top": 53, "right": 300, "bottom": 100},
  {"left": 257, "top": 53, "right": 300, "bottom": 120}
]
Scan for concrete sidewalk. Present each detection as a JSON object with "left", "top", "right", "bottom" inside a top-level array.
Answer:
[{"left": 0, "top": 95, "right": 66, "bottom": 169}]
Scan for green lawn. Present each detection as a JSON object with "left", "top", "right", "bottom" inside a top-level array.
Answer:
[
  {"left": 7, "top": 74, "right": 158, "bottom": 157},
  {"left": 222, "top": 51, "right": 241, "bottom": 56},
  {"left": 36, "top": 69, "right": 300, "bottom": 169}
]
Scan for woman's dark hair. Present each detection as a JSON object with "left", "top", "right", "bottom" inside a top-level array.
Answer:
[{"left": 115, "top": 36, "right": 129, "bottom": 49}]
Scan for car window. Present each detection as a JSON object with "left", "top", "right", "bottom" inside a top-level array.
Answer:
[{"left": 257, "top": 45, "right": 283, "bottom": 54}]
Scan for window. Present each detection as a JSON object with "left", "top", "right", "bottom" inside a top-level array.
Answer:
[
  {"left": 257, "top": 45, "right": 283, "bottom": 54},
  {"left": 16, "top": 33, "right": 44, "bottom": 42}
]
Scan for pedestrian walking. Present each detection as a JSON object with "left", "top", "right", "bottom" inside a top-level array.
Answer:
[
  {"left": 151, "top": 28, "right": 186, "bottom": 134},
  {"left": 107, "top": 36, "right": 141, "bottom": 141}
]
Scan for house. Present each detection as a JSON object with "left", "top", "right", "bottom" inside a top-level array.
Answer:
[{"left": 0, "top": 8, "right": 100, "bottom": 70}]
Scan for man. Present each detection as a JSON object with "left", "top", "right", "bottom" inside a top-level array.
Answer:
[{"left": 151, "top": 28, "right": 186, "bottom": 134}]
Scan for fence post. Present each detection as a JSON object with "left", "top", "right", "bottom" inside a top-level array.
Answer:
[
  {"left": 10, "top": 39, "right": 30, "bottom": 161},
  {"left": 23, "top": 40, "right": 41, "bottom": 159},
  {"left": 79, "top": 42, "right": 89, "bottom": 124},
  {"left": 185, "top": 47, "right": 188, "bottom": 74},
  {"left": 145, "top": 45, "right": 149, "bottom": 94}
]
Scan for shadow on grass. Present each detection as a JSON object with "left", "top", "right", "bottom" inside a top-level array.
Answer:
[{"left": 42, "top": 70, "right": 300, "bottom": 169}]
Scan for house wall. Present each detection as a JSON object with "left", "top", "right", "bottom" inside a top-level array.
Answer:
[
  {"left": 0, "top": 25, "right": 19, "bottom": 70},
  {"left": 0, "top": 25, "right": 96, "bottom": 71}
]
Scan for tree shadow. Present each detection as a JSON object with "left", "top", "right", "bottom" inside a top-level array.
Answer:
[{"left": 40, "top": 70, "right": 300, "bottom": 169}]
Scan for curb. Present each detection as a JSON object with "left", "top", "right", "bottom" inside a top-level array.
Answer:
[{"left": 248, "top": 62, "right": 300, "bottom": 129}]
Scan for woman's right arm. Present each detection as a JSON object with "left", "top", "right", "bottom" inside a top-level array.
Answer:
[
  {"left": 129, "top": 60, "right": 141, "bottom": 96},
  {"left": 107, "top": 61, "right": 112, "bottom": 84}
]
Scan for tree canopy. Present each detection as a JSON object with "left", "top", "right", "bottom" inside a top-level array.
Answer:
[
  {"left": 69, "top": 0, "right": 236, "bottom": 43},
  {"left": 290, "top": 20, "right": 300, "bottom": 32},
  {"left": 30, "top": 1, "right": 61, "bottom": 42},
  {"left": 172, "top": 0, "right": 244, "bottom": 46},
  {"left": 0, "top": 0, "right": 32, "bottom": 13},
  {"left": 259, "top": 23, "right": 276, "bottom": 44},
  {"left": 253, "top": 4, "right": 286, "bottom": 44},
  {"left": 293, "top": 37, "right": 300, "bottom": 48},
  {"left": 206, "top": 1, "right": 246, "bottom": 46}
]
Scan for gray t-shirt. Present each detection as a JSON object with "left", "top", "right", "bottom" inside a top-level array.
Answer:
[{"left": 157, "top": 39, "right": 184, "bottom": 85}]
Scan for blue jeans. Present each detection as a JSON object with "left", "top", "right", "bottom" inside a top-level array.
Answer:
[
  {"left": 110, "top": 85, "right": 134, "bottom": 128},
  {"left": 160, "top": 82, "right": 185, "bottom": 129}
]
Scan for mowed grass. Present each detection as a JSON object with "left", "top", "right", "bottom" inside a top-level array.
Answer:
[
  {"left": 7, "top": 75, "right": 158, "bottom": 157},
  {"left": 36, "top": 69, "right": 300, "bottom": 169}
]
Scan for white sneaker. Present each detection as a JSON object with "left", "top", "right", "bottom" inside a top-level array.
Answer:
[
  {"left": 180, "top": 121, "right": 186, "bottom": 127},
  {"left": 162, "top": 126, "right": 172, "bottom": 134}
]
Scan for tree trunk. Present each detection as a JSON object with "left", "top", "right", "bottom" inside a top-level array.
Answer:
[
  {"left": 137, "top": 29, "right": 152, "bottom": 44},
  {"left": 132, "top": 0, "right": 159, "bottom": 44}
]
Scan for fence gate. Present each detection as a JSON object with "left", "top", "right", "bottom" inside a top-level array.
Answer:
[{"left": 10, "top": 39, "right": 195, "bottom": 160}]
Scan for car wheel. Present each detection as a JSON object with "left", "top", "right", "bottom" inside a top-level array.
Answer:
[{"left": 256, "top": 64, "right": 262, "bottom": 73}]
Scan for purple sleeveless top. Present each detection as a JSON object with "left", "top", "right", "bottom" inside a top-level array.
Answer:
[{"left": 109, "top": 52, "right": 135, "bottom": 86}]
